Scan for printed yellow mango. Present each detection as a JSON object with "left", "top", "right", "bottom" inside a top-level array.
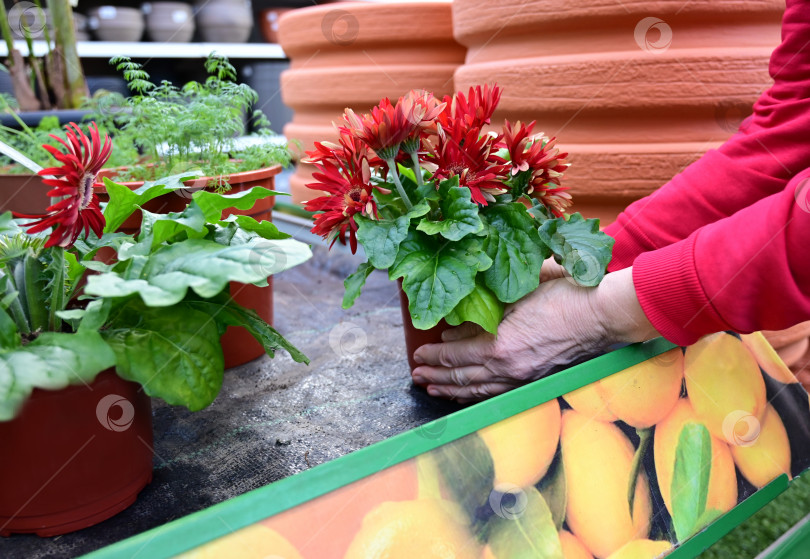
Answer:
[
  {"left": 345, "top": 498, "right": 480, "bottom": 559},
  {"left": 562, "top": 383, "right": 617, "bottom": 422},
  {"left": 654, "top": 398, "right": 738, "bottom": 515},
  {"left": 178, "top": 524, "right": 303, "bottom": 559},
  {"left": 684, "top": 333, "right": 766, "bottom": 440},
  {"left": 741, "top": 332, "right": 798, "bottom": 384},
  {"left": 478, "top": 399, "right": 561, "bottom": 488},
  {"left": 731, "top": 404, "right": 792, "bottom": 488},
  {"left": 561, "top": 410, "right": 651, "bottom": 559},
  {"left": 560, "top": 529, "right": 595, "bottom": 559},
  {"left": 606, "top": 539, "right": 672, "bottom": 559},
  {"left": 596, "top": 349, "right": 684, "bottom": 428}
]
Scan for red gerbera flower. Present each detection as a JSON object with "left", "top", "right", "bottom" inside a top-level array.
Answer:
[
  {"left": 436, "top": 84, "right": 502, "bottom": 133},
  {"left": 398, "top": 89, "right": 445, "bottom": 153},
  {"left": 304, "top": 158, "right": 378, "bottom": 253},
  {"left": 304, "top": 127, "right": 381, "bottom": 174},
  {"left": 342, "top": 98, "right": 415, "bottom": 161},
  {"left": 424, "top": 125, "right": 509, "bottom": 205},
  {"left": 16, "top": 122, "right": 111, "bottom": 248}
]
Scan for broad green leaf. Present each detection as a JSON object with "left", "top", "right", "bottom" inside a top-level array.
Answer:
[
  {"left": 671, "top": 422, "right": 714, "bottom": 541},
  {"left": 138, "top": 204, "right": 208, "bottom": 247},
  {"left": 342, "top": 261, "right": 374, "bottom": 309},
  {"left": 445, "top": 278, "right": 504, "bottom": 335},
  {"left": 102, "top": 173, "right": 200, "bottom": 233},
  {"left": 483, "top": 203, "right": 548, "bottom": 303},
  {"left": 183, "top": 298, "right": 308, "bottom": 364},
  {"left": 218, "top": 214, "right": 290, "bottom": 241},
  {"left": 486, "top": 487, "right": 564, "bottom": 559},
  {"left": 0, "top": 330, "right": 116, "bottom": 421},
  {"left": 192, "top": 186, "right": 281, "bottom": 222},
  {"left": 537, "top": 213, "right": 614, "bottom": 287},
  {"left": 0, "top": 309, "right": 20, "bottom": 349},
  {"left": 537, "top": 455, "right": 567, "bottom": 531},
  {"left": 85, "top": 238, "right": 312, "bottom": 306},
  {"left": 356, "top": 199, "right": 430, "bottom": 269},
  {"left": 103, "top": 300, "right": 224, "bottom": 411},
  {"left": 431, "top": 433, "right": 494, "bottom": 525},
  {"left": 389, "top": 231, "right": 491, "bottom": 330},
  {"left": 416, "top": 186, "right": 484, "bottom": 241}
]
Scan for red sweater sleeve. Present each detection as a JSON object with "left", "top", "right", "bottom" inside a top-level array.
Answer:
[
  {"left": 604, "top": 0, "right": 810, "bottom": 271},
  {"left": 633, "top": 168, "right": 810, "bottom": 345}
]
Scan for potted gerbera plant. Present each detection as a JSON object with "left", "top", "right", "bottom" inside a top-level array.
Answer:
[
  {"left": 305, "top": 85, "right": 613, "bottom": 373},
  {"left": 0, "top": 122, "right": 310, "bottom": 536}
]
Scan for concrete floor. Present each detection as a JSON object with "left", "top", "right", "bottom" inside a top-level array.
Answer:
[{"left": 4, "top": 242, "right": 462, "bottom": 558}]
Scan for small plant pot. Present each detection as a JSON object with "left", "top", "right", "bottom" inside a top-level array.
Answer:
[
  {"left": 258, "top": 7, "right": 293, "bottom": 44},
  {"left": 195, "top": 0, "right": 252, "bottom": 43},
  {"left": 398, "top": 282, "right": 451, "bottom": 387},
  {"left": 0, "top": 370, "right": 153, "bottom": 536},
  {"left": 142, "top": 2, "right": 195, "bottom": 43},
  {"left": 88, "top": 6, "right": 145, "bottom": 42}
]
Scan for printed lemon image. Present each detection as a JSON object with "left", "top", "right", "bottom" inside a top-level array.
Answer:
[
  {"left": 561, "top": 409, "right": 651, "bottom": 559},
  {"left": 606, "top": 539, "right": 672, "bottom": 559},
  {"left": 730, "top": 403, "right": 792, "bottom": 488},
  {"left": 562, "top": 382, "right": 617, "bottom": 423},
  {"left": 177, "top": 524, "right": 303, "bottom": 559},
  {"left": 478, "top": 399, "right": 561, "bottom": 487},
  {"left": 741, "top": 332, "right": 799, "bottom": 385}
]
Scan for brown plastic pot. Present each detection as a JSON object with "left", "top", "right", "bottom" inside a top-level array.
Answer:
[
  {"left": 0, "top": 174, "right": 52, "bottom": 215},
  {"left": 95, "top": 165, "right": 283, "bottom": 368},
  {"left": 0, "top": 369, "right": 153, "bottom": 537},
  {"left": 398, "top": 282, "right": 450, "bottom": 387}
]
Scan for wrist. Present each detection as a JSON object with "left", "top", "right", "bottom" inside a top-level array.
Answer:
[{"left": 592, "top": 267, "right": 660, "bottom": 344}]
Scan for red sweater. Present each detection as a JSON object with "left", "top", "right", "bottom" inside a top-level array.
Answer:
[{"left": 603, "top": 0, "right": 810, "bottom": 346}]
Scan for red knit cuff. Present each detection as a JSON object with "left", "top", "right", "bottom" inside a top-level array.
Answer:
[{"left": 632, "top": 235, "right": 733, "bottom": 346}]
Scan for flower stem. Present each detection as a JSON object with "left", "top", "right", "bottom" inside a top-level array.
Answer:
[
  {"left": 48, "top": 249, "right": 64, "bottom": 332},
  {"left": 386, "top": 158, "right": 413, "bottom": 211},
  {"left": 408, "top": 150, "right": 424, "bottom": 190}
]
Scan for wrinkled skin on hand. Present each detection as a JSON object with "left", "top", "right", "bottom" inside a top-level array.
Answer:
[{"left": 412, "top": 266, "right": 659, "bottom": 404}]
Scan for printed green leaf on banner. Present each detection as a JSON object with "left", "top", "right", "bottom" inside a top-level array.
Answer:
[
  {"left": 417, "top": 186, "right": 484, "bottom": 241},
  {"left": 343, "top": 262, "right": 375, "bottom": 309},
  {"left": 537, "top": 457, "right": 567, "bottom": 531},
  {"left": 103, "top": 300, "right": 224, "bottom": 411},
  {"left": 537, "top": 213, "right": 613, "bottom": 287},
  {"left": 671, "top": 422, "right": 714, "bottom": 541},
  {"left": 486, "top": 487, "right": 564, "bottom": 559},
  {"left": 430, "top": 432, "right": 495, "bottom": 526},
  {"left": 103, "top": 173, "right": 201, "bottom": 233},
  {"left": 356, "top": 200, "right": 430, "bottom": 269},
  {"left": 0, "top": 330, "right": 116, "bottom": 420},
  {"left": 390, "top": 231, "right": 492, "bottom": 329},
  {"left": 483, "top": 203, "right": 548, "bottom": 303},
  {"left": 445, "top": 278, "right": 504, "bottom": 335}
]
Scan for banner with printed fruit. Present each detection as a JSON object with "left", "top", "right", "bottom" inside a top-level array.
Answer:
[{"left": 178, "top": 332, "right": 810, "bottom": 559}]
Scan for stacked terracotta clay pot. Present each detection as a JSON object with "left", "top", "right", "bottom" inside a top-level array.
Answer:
[
  {"left": 278, "top": 1, "right": 465, "bottom": 205},
  {"left": 452, "top": 0, "right": 784, "bottom": 225}
]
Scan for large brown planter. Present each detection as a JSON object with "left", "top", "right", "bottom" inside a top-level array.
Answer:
[
  {"left": 0, "top": 370, "right": 153, "bottom": 536},
  {"left": 398, "top": 282, "right": 450, "bottom": 388},
  {"left": 278, "top": 1, "right": 466, "bottom": 205},
  {"left": 452, "top": 0, "right": 783, "bottom": 226}
]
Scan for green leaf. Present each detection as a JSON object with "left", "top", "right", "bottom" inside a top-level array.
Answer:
[
  {"left": 0, "top": 309, "right": 20, "bottom": 349},
  {"left": 431, "top": 432, "right": 494, "bottom": 525},
  {"left": 103, "top": 299, "right": 224, "bottom": 411},
  {"left": 483, "top": 203, "right": 548, "bottom": 303},
  {"left": 671, "top": 422, "right": 714, "bottom": 541},
  {"left": 0, "top": 330, "right": 116, "bottom": 421},
  {"left": 537, "top": 457, "right": 567, "bottom": 531},
  {"left": 183, "top": 298, "right": 308, "bottom": 364},
  {"left": 218, "top": 214, "right": 290, "bottom": 241},
  {"left": 486, "top": 487, "right": 564, "bottom": 559},
  {"left": 342, "top": 261, "right": 374, "bottom": 309},
  {"left": 85, "top": 238, "right": 312, "bottom": 306},
  {"left": 417, "top": 186, "right": 483, "bottom": 241},
  {"left": 192, "top": 186, "right": 280, "bottom": 223},
  {"left": 445, "top": 278, "right": 504, "bottom": 335},
  {"left": 389, "top": 231, "right": 491, "bottom": 329},
  {"left": 138, "top": 204, "right": 208, "bottom": 247},
  {"left": 537, "top": 213, "right": 614, "bottom": 287},
  {"left": 102, "top": 173, "right": 201, "bottom": 233},
  {"left": 356, "top": 199, "right": 430, "bottom": 269}
]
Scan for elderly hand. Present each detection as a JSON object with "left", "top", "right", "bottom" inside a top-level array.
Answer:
[{"left": 411, "top": 267, "right": 659, "bottom": 403}]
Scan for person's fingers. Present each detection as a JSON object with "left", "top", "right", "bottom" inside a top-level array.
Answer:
[
  {"left": 441, "top": 322, "right": 484, "bottom": 342},
  {"left": 413, "top": 364, "right": 492, "bottom": 387},
  {"left": 413, "top": 335, "right": 495, "bottom": 368},
  {"left": 540, "top": 257, "right": 566, "bottom": 282},
  {"left": 426, "top": 381, "right": 516, "bottom": 402}
]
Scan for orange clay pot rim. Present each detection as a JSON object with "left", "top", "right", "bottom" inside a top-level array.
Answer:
[{"left": 94, "top": 163, "right": 283, "bottom": 190}]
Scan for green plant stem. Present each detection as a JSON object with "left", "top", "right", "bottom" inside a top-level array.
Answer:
[
  {"left": 48, "top": 249, "right": 64, "bottom": 332},
  {"left": 385, "top": 158, "right": 413, "bottom": 211},
  {"left": 0, "top": 2, "right": 16, "bottom": 63},
  {"left": 23, "top": 254, "right": 46, "bottom": 332},
  {"left": 408, "top": 150, "right": 425, "bottom": 190},
  {"left": 628, "top": 427, "right": 653, "bottom": 518},
  {"left": 8, "top": 262, "right": 30, "bottom": 334},
  {"left": 48, "top": 0, "right": 87, "bottom": 108}
]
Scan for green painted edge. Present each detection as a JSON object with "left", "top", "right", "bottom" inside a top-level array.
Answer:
[
  {"left": 667, "top": 474, "right": 791, "bottom": 559},
  {"left": 757, "top": 512, "right": 810, "bottom": 559},
  {"left": 82, "top": 338, "right": 676, "bottom": 559}
]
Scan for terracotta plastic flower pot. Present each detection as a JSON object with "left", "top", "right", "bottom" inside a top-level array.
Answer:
[
  {"left": 0, "top": 370, "right": 153, "bottom": 537},
  {"left": 0, "top": 173, "right": 52, "bottom": 215},
  {"left": 398, "top": 283, "right": 450, "bottom": 388},
  {"left": 95, "top": 165, "right": 283, "bottom": 368}
]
